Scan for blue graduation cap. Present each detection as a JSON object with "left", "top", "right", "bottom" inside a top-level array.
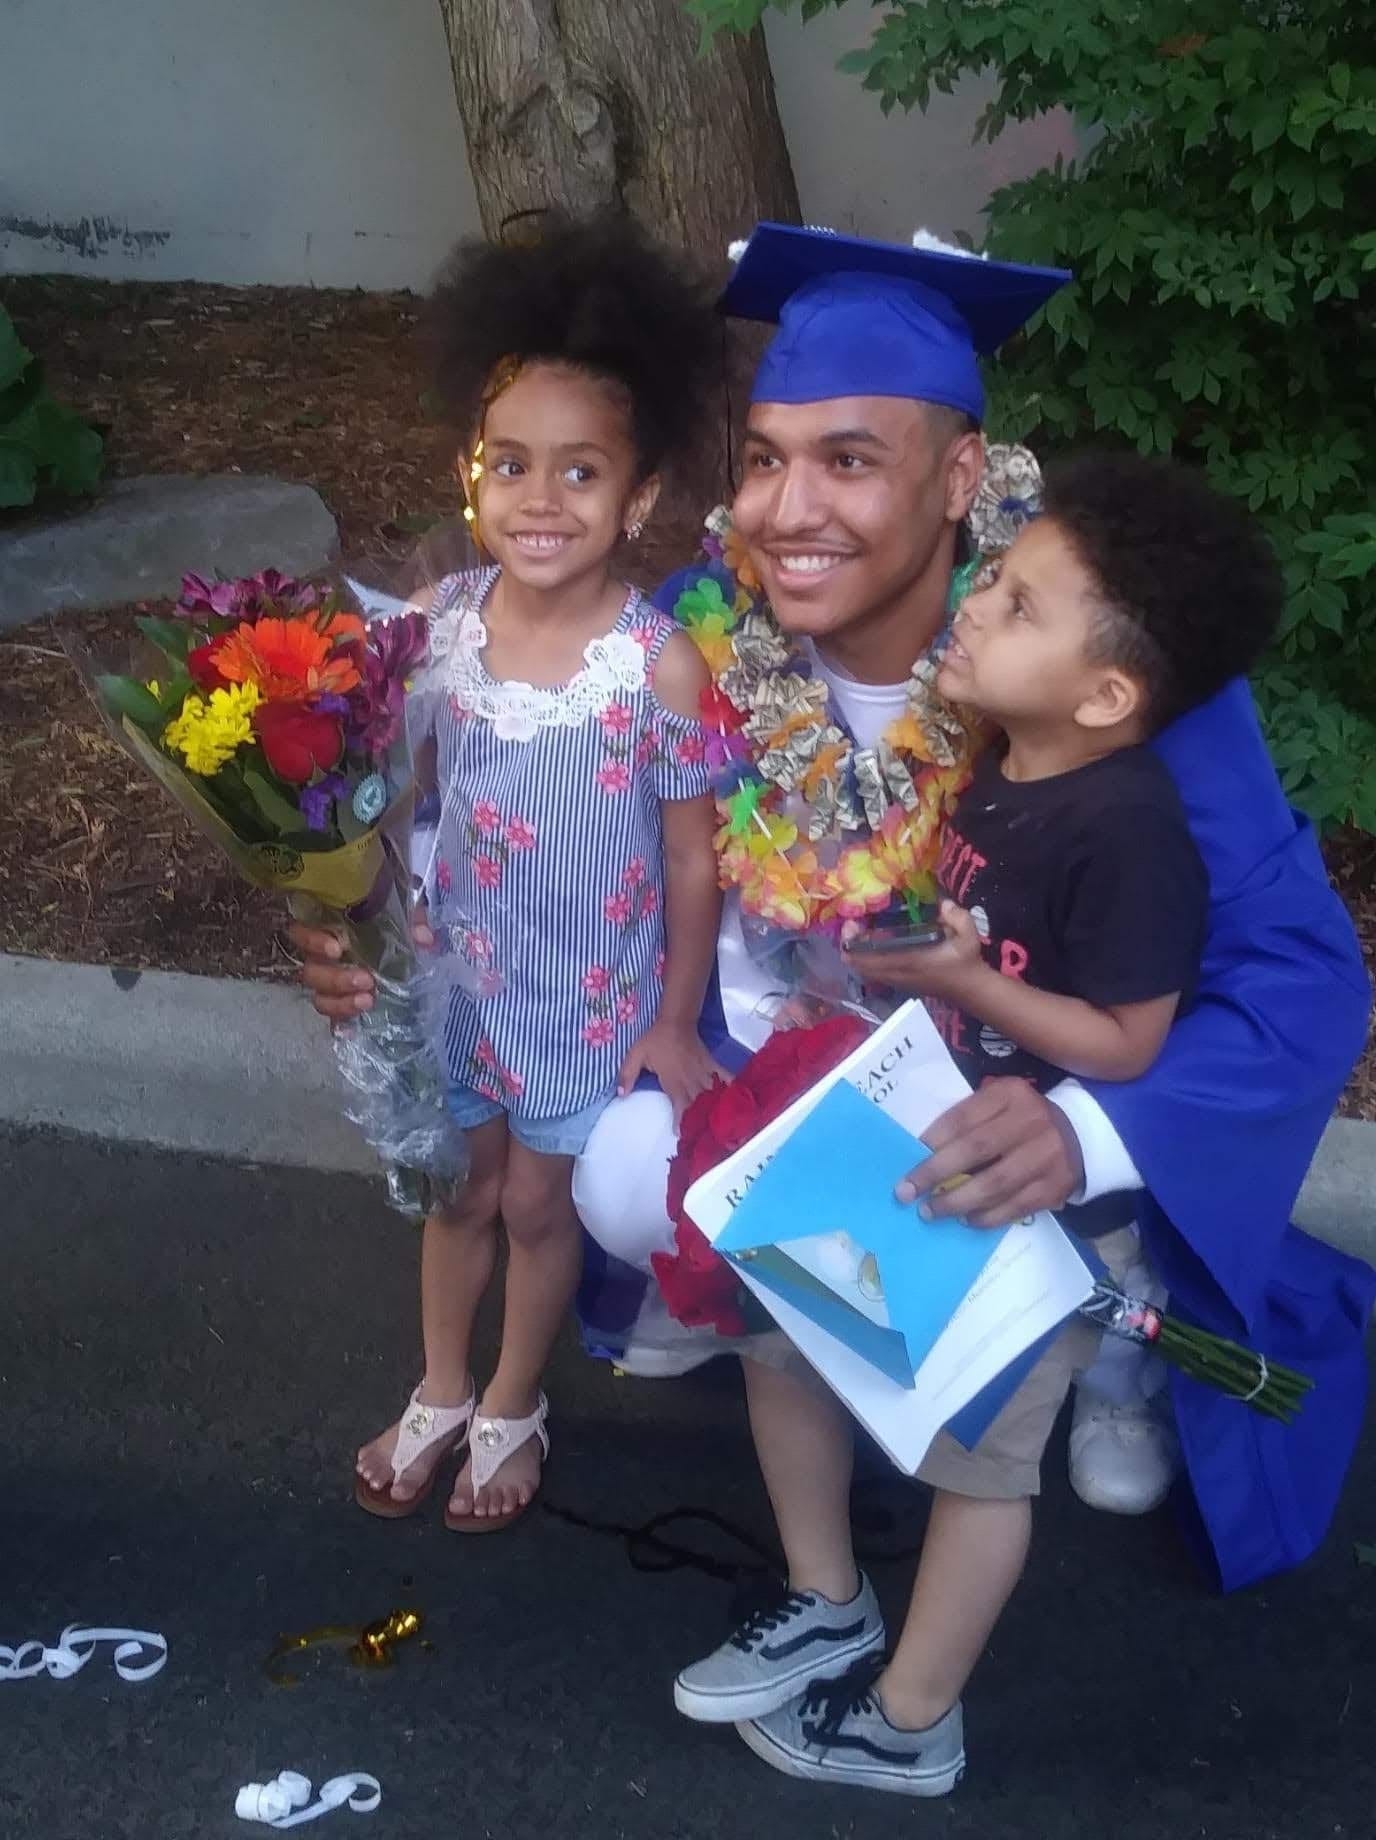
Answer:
[{"left": 721, "top": 223, "right": 1071, "bottom": 422}]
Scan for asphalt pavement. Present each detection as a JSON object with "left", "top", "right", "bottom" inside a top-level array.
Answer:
[{"left": 3, "top": 1124, "right": 1375, "bottom": 1840}]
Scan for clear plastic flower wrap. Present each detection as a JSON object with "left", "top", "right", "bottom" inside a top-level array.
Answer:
[
  {"left": 64, "top": 563, "right": 471, "bottom": 1217},
  {"left": 285, "top": 817, "right": 472, "bottom": 1219}
]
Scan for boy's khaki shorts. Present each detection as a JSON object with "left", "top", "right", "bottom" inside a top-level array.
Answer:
[{"left": 748, "top": 1225, "right": 1142, "bottom": 1503}]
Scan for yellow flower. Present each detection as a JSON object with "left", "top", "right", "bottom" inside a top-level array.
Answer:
[
  {"left": 743, "top": 848, "right": 820, "bottom": 932},
  {"left": 716, "top": 829, "right": 753, "bottom": 877},
  {"left": 164, "top": 681, "right": 261, "bottom": 776},
  {"left": 692, "top": 630, "right": 738, "bottom": 677},
  {"left": 900, "top": 870, "right": 938, "bottom": 911},
  {"left": 744, "top": 812, "right": 798, "bottom": 861},
  {"left": 832, "top": 841, "right": 900, "bottom": 919}
]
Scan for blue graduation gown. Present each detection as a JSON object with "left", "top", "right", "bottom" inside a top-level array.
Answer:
[{"left": 1089, "top": 679, "right": 1374, "bottom": 1591}]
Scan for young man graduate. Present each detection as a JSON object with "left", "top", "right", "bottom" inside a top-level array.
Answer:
[{"left": 566, "top": 225, "right": 1374, "bottom": 1788}]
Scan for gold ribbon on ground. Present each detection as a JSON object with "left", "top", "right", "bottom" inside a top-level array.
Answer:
[{"left": 264, "top": 1608, "right": 425, "bottom": 1686}]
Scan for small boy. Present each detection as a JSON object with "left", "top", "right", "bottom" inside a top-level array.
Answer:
[
  {"left": 731, "top": 451, "right": 1281, "bottom": 1796},
  {"left": 881, "top": 446, "right": 1285, "bottom": 1123}
]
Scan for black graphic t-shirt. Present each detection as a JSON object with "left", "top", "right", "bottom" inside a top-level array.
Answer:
[{"left": 928, "top": 743, "right": 1207, "bottom": 1230}]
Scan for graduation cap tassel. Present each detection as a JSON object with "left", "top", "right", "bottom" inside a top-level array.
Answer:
[{"left": 1080, "top": 1284, "right": 1313, "bottom": 1424}]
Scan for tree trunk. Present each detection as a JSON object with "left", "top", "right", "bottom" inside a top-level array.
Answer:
[{"left": 436, "top": 0, "right": 800, "bottom": 260}]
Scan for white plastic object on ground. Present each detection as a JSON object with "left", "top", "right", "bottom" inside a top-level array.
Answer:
[{"left": 235, "top": 1770, "right": 381, "bottom": 1828}]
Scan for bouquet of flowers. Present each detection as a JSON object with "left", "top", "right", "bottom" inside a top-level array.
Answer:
[
  {"left": 658, "top": 1020, "right": 1313, "bottom": 1423},
  {"left": 70, "top": 568, "right": 470, "bottom": 1216}
]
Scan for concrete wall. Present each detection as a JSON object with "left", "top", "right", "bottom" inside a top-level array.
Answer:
[
  {"left": 0, "top": 0, "right": 1077, "bottom": 289},
  {"left": 0, "top": 0, "right": 478, "bottom": 288},
  {"left": 762, "top": 4, "right": 1077, "bottom": 247}
]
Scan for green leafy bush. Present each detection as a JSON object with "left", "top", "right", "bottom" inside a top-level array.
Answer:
[
  {"left": 690, "top": 1, "right": 1376, "bottom": 830},
  {"left": 0, "top": 305, "right": 104, "bottom": 509}
]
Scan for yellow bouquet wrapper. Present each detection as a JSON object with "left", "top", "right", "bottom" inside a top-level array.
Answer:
[{"left": 120, "top": 716, "right": 388, "bottom": 909}]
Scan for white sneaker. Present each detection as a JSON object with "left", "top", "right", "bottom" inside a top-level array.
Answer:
[{"left": 1068, "top": 1392, "right": 1180, "bottom": 1515}]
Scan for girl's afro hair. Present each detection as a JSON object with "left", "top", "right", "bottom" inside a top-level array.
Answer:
[{"left": 428, "top": 211, "right": 722, "bottom": 476}]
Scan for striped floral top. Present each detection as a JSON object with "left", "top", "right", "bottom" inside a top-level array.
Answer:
[{"left": 418, "top": 568, "right": 711, "bottom": 1121}]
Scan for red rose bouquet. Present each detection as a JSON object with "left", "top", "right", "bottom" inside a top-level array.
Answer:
[{"left": 68, "top": 569, "right": 468, "bottom": 1216}]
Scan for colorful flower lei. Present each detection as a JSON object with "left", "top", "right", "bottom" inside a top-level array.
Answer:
[{"left": 673, "top": 444, "right": 1044, "bottom": 935}]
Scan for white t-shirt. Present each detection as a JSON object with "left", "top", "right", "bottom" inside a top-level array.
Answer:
[
  {"left": 805, "top": 642, "right": 904, "bottom": 752},
  {"left": 717, "top": 641, "right": 1144, "bottom": 1204}
]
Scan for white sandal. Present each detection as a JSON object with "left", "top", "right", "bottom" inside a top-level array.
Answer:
[
  {"left": 444, "top": 1393, "right": 549, "bottom": 1534},
  {"left": 354, "top": 1384, "right": 475, "bottom": 1520}
]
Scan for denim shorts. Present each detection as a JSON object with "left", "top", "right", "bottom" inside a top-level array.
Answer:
[{"left": 446, "top": 1083, "right": 613, "bottom": 1158}]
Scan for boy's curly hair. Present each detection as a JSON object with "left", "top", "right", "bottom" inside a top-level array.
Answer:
[
  {"left": 428, "top": 212, "right": 721, "bottom": 479},
  {"left": 1042, "top": 450, "right": 1283, "bottom": 730}
]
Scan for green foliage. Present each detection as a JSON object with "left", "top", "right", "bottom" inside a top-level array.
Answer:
[
  {"left": 95, "top": 673, "right": 165, "bottom": 730},
  {"left": 687, "top": 0, "right": 1376, "bottom": 831},
  {"left": 0, "top": 305, "right": 104, "bottom": 509}
]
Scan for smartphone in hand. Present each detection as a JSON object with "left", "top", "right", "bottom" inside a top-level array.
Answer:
[{"left": 845, "top": 913, "right": 945, "bottom": 956}]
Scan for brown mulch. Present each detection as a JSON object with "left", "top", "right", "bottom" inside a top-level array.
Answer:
[
  {"left": 1, "top": 275, "right": 1372, "bottom": 1115},
  {"left": 0, "top": 273, "right": 456, "bottom": 988},
  {"left": 2, "top": 272, "right": 454, "bottom": 569}
]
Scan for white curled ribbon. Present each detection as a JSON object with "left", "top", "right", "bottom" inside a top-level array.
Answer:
[
  {"left": 0, "top": 1625, "right": 168, "bottom": 1682},
  {"left": 236, "top": 1771, "right": 381, "bottom": 1828},
  {"left": 1239, "top": 1353, "right": 1270, "bottom": 1405}
]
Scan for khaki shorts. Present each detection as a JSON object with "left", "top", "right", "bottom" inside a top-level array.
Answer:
[{"left": 748, "top": 1225, "right": 1141, "bottom": 1503}]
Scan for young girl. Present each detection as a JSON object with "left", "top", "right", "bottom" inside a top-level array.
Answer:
[{"left": 353, "top": 215, "right": 724, "bottom": 1531}]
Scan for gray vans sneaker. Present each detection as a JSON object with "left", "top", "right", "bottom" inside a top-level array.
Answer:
[
  {"left": 736, "top": 1661, "right": 965, "bottom": 1798},
  {"left": 673, "top": 1577, "right": 885, "bottom": 1724}
]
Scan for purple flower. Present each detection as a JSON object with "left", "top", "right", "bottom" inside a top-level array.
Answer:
[
  {"left": 249, "top": 568, "right": 330, "bottom": 615},
  {"left": 706, "top": 730, "right": 752, "bottom": 773},
  {"left": 298, "top": 770, "right": 349, "bottom": 833},
  {"left": 347, "top": 613, "right": 430, "bottom": 756},
  {"left": 174, "top": 568, "right": 336, "bottom": 622},
  {"left": 370, "top": 610, "right": 430, "bottom": 680},
  {"left": 175, "top": 572, "right": 258, "bottom": 620}
]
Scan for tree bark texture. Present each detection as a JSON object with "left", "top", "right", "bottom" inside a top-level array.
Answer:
[{"left": 437, "top": 0, "right": 800, "bottom": 259}]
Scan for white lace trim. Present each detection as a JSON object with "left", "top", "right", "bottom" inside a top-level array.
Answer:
[{"left": 427, "top": 570, "right": 648, "bottom": 745}]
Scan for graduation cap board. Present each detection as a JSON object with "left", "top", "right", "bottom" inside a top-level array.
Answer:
[{"left": 720, "top": 223, "right": 1071, "bottom": 421}]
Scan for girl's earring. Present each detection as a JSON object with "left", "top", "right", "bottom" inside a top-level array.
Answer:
[{"left": 625, "top": 519, "right": 645, "bottom": 542}]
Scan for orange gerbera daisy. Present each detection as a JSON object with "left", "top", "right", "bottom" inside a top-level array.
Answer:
[
  {"left": 321, "top": 609, "right": 367, "bottom": 647},
  {"left": 215, "top": 617, "right": 361, "bottom": 701}
]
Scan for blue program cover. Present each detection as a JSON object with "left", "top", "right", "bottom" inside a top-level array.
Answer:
[{"left": 717, "top": 1080, "right": 1009, "bottom": 1385}]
